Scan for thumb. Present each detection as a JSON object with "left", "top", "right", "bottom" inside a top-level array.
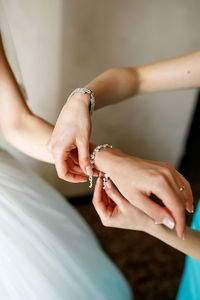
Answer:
[
  {"left": 105, "top": 180, "right": 128, "bottom": 209},
  {"left": 77, "top": 138, "right": 93, "bottom": 176}
]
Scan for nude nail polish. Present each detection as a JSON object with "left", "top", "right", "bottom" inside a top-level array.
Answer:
[
  {"left": 86, "top": 166, "right": 93, "bottom": 176},
  {"left": 154, "top": 221, "right": 162, "bottom": 225},
  {"left": 162, "top": 218, "right": 175, "bottom": 230},
  {"left": 106, "top": 181, "right": 112, "bottom": 189}
]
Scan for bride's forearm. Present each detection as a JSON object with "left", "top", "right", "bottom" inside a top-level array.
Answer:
[
  {"left": 0, "top": 33, "right": 54, "bottom": 163},
  {"left": 4, "top": 113, "right": 54, "bottom": 163},
  {"left": 147, "top": 221, "right": 200, "bottom": 261}
]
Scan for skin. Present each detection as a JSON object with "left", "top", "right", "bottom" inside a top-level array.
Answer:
[
  {"left": 90, "top": 146, "right": 193, "bottom": 239},
  {"left": 93, "top": 176, "right": 200, "bottom": 261},
  {"left": 0, "top": 30, "right": 195, "bottom": 240},
  {"left": 48, "top": 51, "right": 200, "bottom": 176},
  {"left": 0, "top": 33, "right": 85, "bottom": 178},
  {"left": 48, "top": 52, "right": 200, "bottom": 238}
]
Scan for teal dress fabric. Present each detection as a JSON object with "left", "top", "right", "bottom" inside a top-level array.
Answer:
[{"left": 176, "top": 201, "right": 200, "bottom": 300}]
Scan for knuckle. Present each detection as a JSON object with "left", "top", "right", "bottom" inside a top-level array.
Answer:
[
  {"left": 50, "top": 143, "right": 61, "bottom": 156},
  {"left": 57, "top": 171, "right": 66, "bottom": 180},
  {"left": 185, "top": 179, "right": 191, "bottom": 190},
  {"left": 78, "top": 134, "right": 89, "bottom": 145},
  {"left": 162, "top": 162, "right": 173, "bottom": 176},
  {"left": 174, "top": 202, "right": 185, "bottom": 214},
  {"left": 164, "top": 162, "right": 173, "bottom": 169},
  {"left": 153, "top": 173, "right": 165, "bottom": 186},
  {"left": 102, "top": 216, "right": 110, "bottom": 227}
]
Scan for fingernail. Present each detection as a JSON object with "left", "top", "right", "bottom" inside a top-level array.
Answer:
[
  {"left": 86, "top": 166, "right": 93, "bottom": 176},
  {"left": 96, "top": 177, "right": 100, "bottom": 185},
  {"left": 98, "top": 171, "right": 102, "bottom": 178},
  {"left": 106, "top": 181, "right": 112, "bottom": 189},
  {"left": 154, "top": 221, "right": 162, "bottom": 225},
  {"left": 191, "top": 204, "right": 194, "bottom": 213},
  {"left": 162, "top": 218, "right": 175, "bottom": 230},
  {"left": 182, "top": 231, "right": 186, "bottom": 240}
]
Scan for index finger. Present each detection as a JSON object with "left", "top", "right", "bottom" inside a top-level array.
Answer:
[
  {"left": 92, "top": 177, "right": 108, "bottom": 218},
  {"left": 153, "top": 182, "right": 186, "bottom": 239},
  {"left": 54, "top": 151, "right": 87, "bottom": 183}
]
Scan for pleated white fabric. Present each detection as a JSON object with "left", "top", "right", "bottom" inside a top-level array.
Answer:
[{"left": 0, "top": 149, "right": 132, "bottom": 300}]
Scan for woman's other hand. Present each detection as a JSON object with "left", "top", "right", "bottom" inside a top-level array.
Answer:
[
  {"left": 109, "top": 155, "right": 193, "bottom": 239},
  {"left": 93, "top": 175, "right": 150, "bottom": 232},
  {"left": 93, "top": 149, "right": 193, "bottom": 239}
]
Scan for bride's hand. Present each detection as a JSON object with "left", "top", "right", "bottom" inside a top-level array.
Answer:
[
  {"left": 47, "top": 93, "right": 92, "bottom": 182},
  {"left": 93, "top": 175, "right": 150, "bottom": 232}
]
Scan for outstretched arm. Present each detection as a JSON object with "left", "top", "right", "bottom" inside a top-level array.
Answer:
[
  {"left": 86, "top": 51, "right": 200, "bottom": 109},
  {"left": 48, "top": 50, "right": 200, "bottom": 178}
]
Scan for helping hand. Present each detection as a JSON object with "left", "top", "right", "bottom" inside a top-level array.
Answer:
[{"left": 47, "top": 93, "right": 92, "bottom": 182}]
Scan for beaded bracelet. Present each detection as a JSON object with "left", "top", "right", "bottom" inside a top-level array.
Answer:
[
  {"left": 67, "top": 88, "right": 95, "bottom": 115},
  {"left": 89, "top": 144, "right": 113, "bottom": 189}
]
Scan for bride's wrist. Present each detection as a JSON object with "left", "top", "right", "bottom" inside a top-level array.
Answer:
[
  {"left": 66, "top": 93, "right": 91, "bottom": 109},
  {"left": 91, "top": 144, "right": 125, "bottom": 176}
]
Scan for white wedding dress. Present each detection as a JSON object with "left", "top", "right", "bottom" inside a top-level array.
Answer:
[
  {"left": 0, "top": 149, "right": 131, "bottom": 299},
  {"left": 0, "top": 2, "right": 131, "bottom": 298}
]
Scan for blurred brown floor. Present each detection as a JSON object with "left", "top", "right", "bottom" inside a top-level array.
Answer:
[
  {"left": 70, "top": 177, "right": 199, "bottom": 300},
  {"left": 71, "top": 196, "right": 185, "bottom": 300},
  {"left": 69, "top": 93, "right": 200, "bottom": 300}
]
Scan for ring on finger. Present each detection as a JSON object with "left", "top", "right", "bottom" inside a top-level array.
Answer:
[{"left": 179, "top": 185, "right": 186, "bottom": 192}]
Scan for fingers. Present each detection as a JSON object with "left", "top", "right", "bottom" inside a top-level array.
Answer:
[
  {"left": 54, "top": 151, "right": 87, "bottom": 183},
  {"left": 152, "top": 178, "right": 186, "bottom": 239},
  {"left": 104, "top": 181, "right": 127, "bottom": 209},
  {"left": 77, "top": 138, "right": 93, "bottom": 176},
  {"left": 175, "top": 170, "right": 194, "bottom": 213},
  {"left": 92, "top": 177, "right": 108, "bottom": 220},
  {"left": 67, "top": 157, "right": 86, "bottom": 175},
  {"left": 128, "top": 191, "right": 175, "bottom": 228},
  {"left": 166, "top": 166, "right": 193, "bottom": 214},
  {"left": 48, "top": 139, "right": 87, "bottom": 182}
]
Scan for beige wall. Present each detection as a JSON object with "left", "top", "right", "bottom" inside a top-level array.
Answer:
[{"left": 0, "top": 0, "right": 200, "bottom": 197}]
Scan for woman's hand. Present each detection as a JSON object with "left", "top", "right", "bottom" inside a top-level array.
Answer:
[
  {"left": 93, "top": 175, "right": 150, "bottom": 232},
  {"left": 93, "top": 149, "right": 193, "bottom": 239},
  {"left": 93, "top": 176, "right": 200, "bottom": 261},
  {"left": 47, "top": 93, "right": 92, "bottom": 182}
]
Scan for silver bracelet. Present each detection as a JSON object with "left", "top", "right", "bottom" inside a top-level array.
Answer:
[
  {"left": 89, "top": 144, "right": 113, "bottom": 189},
  {"left": 67, "top": 88, "right": 95, "bottom": 115}
]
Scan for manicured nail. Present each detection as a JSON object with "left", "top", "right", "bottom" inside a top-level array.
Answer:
[
  {"left": 96, "top": 176, "right": 100, "bottom": 185},
  {"left": 191, "top": 204, "right": 194, "bottom": 213},
  {"left": 106, "top": 181, "right": 112, "bottom": 189},
  {"left": 182, "top": 231, "right": 185, "bottom": 240},
  {"left": 162, "top": 218, "right": 175, "bottom": 230},
  {"left": 86, "top": 166, "right": 93, "bottom": 176},
  {"left": 154, "top": 221, "right": 162, "bottom": 225}
]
